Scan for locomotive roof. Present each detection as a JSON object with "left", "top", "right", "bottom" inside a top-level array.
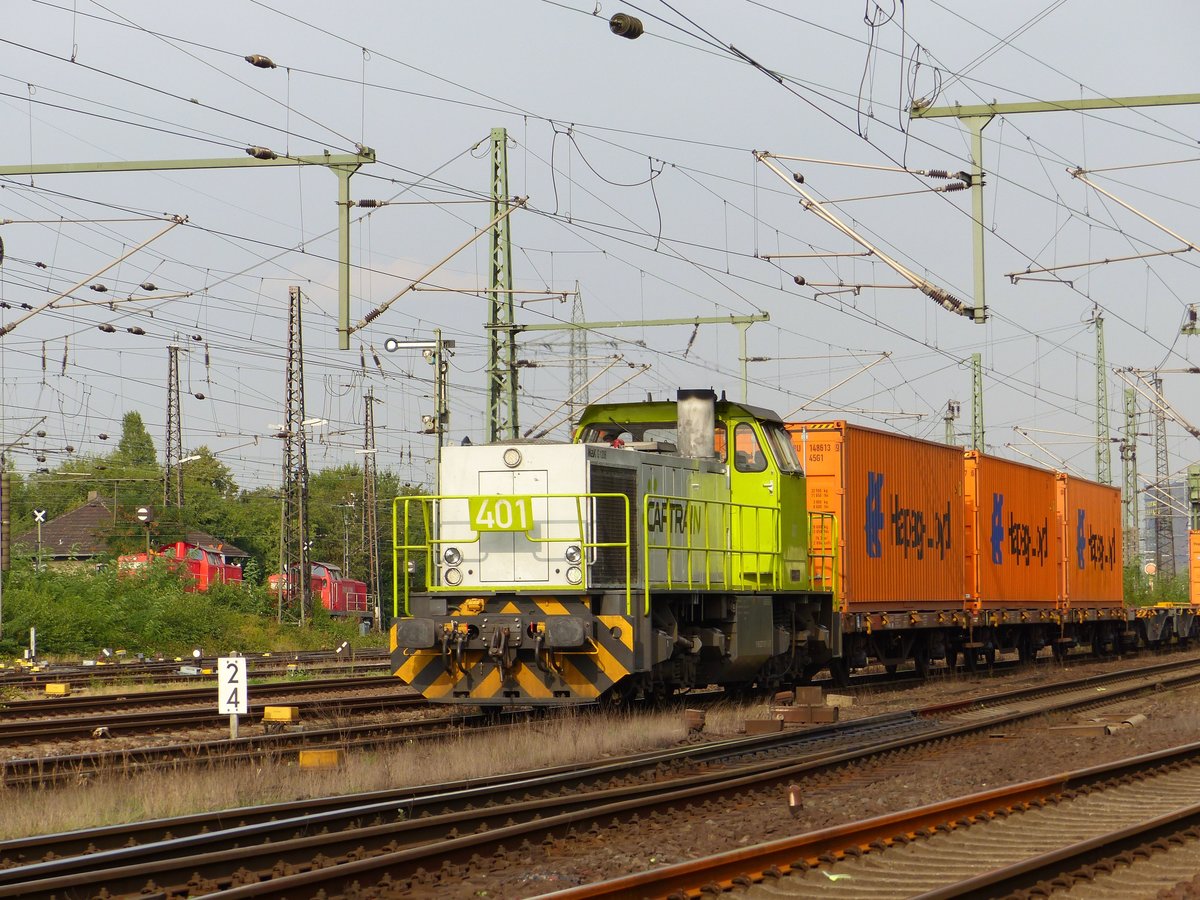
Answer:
[{"left": 578, "top": 396, "right": 783, "bottom": 426}]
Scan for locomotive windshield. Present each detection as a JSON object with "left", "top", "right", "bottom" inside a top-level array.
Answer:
[{"left": 764, "top": 423, "right": 803, "bottom": 473}]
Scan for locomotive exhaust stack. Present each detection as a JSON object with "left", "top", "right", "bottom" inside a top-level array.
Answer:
[{"left": 676, "top": 388, "right": 717, "bottom": 458}]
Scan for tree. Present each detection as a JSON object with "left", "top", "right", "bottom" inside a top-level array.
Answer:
[{"left": 116, "top": 412, "right": 157, "bottom": 468}]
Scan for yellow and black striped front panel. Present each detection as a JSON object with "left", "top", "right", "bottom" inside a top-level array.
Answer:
[{"left": 391, "top": 596, "right": 635, "bottom": 705}]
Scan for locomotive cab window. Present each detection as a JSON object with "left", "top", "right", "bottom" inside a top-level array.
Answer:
[
  {"left": 764, "top": 423, "right": 803, "bottom": 474},
  {"left": 733, "top": 423, "right": 768, "bottom": 472}
]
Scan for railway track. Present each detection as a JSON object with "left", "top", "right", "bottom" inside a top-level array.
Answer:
[
  {"left": 0, "top": 684, "right": 419, "bottom": 744},
  {"left": 0, "top": 647, "right": 391, "bottom": 687},
  {"left": 4, "top": 655, "right": 1200, "bottom": 897},
  {"left": 0, "top": 674, "right": 406, "bottom": 719},
  {"left": 558, "top": 743, "right": 1200, "bottom": 899}
]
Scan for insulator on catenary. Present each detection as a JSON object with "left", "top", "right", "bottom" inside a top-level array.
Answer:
[
  {"left": 924, "top": 169, "right": 951, "bottom": 179},
  {"left": 609, "top": 13, "right": 643, "bottom": 39},
  {"left": 793, "top": 275, "right": 806, "bottom": 286},
  {"left": 98, "top": 323, "right": 116, "bottom": 333},
  {"left": 244, "top": 54, "right": 276, "bottom": 69},
  {"left": 939, "top": 182, "right": 968, "bottom": 192},
  {"left": 356, "top": 199, "right": 383, "bottom": 208},
  {"left": 245, "top": 146, "right": 277, "bottom": 160}
]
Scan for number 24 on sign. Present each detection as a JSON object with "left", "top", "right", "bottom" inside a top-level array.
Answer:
[{"left": 218, "top": 657, "right": 248, "bottom": 715}]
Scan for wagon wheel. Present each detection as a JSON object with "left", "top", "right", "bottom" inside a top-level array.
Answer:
[
  {"left": 963, "top": 648, "right": 979, "bottom": 673},
  {"left": 913, "top": 647, "right": 931, "bottom": 680},
  {"left": 1017, "top": 634, "right": 1035, "bottom": 664}
]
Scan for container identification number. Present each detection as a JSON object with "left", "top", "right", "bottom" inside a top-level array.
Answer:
[{"left": 469, "top": 496, "right": 532, "bottom": 532}]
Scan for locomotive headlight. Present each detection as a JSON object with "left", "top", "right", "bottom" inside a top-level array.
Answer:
[
  {"left": 566, "top": 566, "right": 583, "bottom": 585},
  {"left": 444, "top": 567, "right": 463, "bottom": 586},
  {"left": 564, "top": 544, "right": 582, "bottom": 564},
  {"left": 502, "top": 447, "right": 522, "bottom": 468},
  {"left": 443, "top": 547, "right": 463, "bottom": 567}
]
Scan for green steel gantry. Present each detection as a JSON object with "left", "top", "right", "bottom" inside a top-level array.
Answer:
[
  {"left": 0, "top": 149, "right": 376, "bottom": 349},
  {"left": 912, "top": 92, "right": 1200, "bottom": 473},
  {"left": 487, "top": 128, "right": 519, "bottom": 442},
  {"left": 1095, "top": 312, "right": 1112, "bottom": 484}
]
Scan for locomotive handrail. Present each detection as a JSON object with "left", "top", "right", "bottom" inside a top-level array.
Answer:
[
  {"left": 641, "top": 492, "right": 783, "bottom": 614},
  {"left": 392, "top": 493, "right": 631, "bottom": 617}
]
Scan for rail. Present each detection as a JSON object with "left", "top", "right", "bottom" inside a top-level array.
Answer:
[{"left": 393, "top": 493, "right": 631, "bottom": 616}]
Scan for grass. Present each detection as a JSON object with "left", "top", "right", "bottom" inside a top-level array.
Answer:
[{"left": 0, "top": 701, "right": 757, "bottom": 841}]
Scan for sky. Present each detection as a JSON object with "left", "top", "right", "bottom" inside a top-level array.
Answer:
[{"left": 1, "top": 0, "right": 1199, "bottom": 522}]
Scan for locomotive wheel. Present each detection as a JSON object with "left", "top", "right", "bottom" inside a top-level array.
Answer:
[{"left": 600, "top": 680, "right": 638, "bottom": 708}]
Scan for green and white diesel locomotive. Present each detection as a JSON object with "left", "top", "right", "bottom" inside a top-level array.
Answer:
[{"left": 391, "top": 389, "right": 839, "bottom": 706}]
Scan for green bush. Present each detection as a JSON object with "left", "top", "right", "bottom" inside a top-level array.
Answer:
[
  {"left": 1123, "top": 565, "right": 1191, "bottom": 606},
  {"left": 0, "top": 561, "right": 383, "bottom": 658}
]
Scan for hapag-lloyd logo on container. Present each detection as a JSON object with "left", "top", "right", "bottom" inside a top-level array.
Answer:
[
  {"left": 990, "top": 493, "right": 1050, "bottom": 567},
  {"left": 865, "top": 471, "right": 951, "bottom": 561},
  {"left": 1077, "top": 508, "right": 1119, "bottom": 571}
]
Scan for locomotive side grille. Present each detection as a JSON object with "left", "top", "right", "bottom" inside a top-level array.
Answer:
[{"left": 589, "top": 465, "right": 639, "bottom": 585}]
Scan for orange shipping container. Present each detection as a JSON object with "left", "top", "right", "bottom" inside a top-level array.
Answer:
[
  {"left": 1056, "top": 474, "right": 1123, "bottom": 605},
  {"left": 1190, "top": 531, "right": 1200, "bottom": 605},
  {"left": 964, "top": 453, "right": 1060, "bottom": 607},
  {"left": 789, "top": 422, "right": 965, "bottom": 609}
]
